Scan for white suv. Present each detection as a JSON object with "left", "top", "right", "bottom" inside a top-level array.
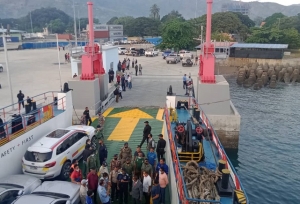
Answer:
[{"left": 22, "top": 125, "right": 95, "bottom": 180}]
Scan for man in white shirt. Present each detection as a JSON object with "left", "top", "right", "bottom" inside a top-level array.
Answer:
[
  {"left": 79, "top": 179, "right": 88, "bottom": 204},
  {"left": 128, "top": 74, "right": 132, "bottom": 89},
  {"left": 142, "top": 171, "right": 152, "bottom": 204}
]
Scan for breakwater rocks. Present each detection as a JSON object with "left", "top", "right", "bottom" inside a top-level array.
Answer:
[{"left": 236, "top": 63, "right": 300, "bottom": 90}]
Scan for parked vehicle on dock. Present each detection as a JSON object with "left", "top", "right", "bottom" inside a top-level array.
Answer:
[
  {"left": 166, "top": 53, "right": 181, "bottom": 64},
  {"left": 182, "top": 55, "right": 193, "bottom": 67},
  {"left": 22, "top": 125, "right": 95, "bottom": 180},
  {"left": 12, "top": 181, "right": 80, "bottom": 204},
  {"left": 0, "top": 174, "right": 41, "bottom": 204},
  {"left": 118, "top": 47, "right": 126, "bottom": 55},
  {"left": 179, "top": 50, "right": 190, "bottom": 60},
  {"left": 162, "top": 50, "right": 172, "bottom": 59},
  {"left": 145, "top": 49, "right": 159, "bottom": 57}
]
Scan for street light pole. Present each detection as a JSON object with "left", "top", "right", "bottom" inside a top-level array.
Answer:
[
  {"left": 2, "top": 26, "right": 14, "bottom": 109},
  {"left": 30, "top": 11, "right": 33, "bottom": 34},
  {"left": 56, "top": 34, "right": 63, "bottom": 92},
  {"left": 72, "top": 0, "right": 78, "bottom": 47}
]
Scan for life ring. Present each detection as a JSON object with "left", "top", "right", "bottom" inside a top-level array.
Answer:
[
  {"left": 177, "top": 125, "right": 185, "bottom": 133},
  {"left": 196, "top": 126, "right": 203, "bottom": 134}
]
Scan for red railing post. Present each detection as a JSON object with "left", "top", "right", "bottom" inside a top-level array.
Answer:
[
  {"left": 38, "top": 109, "right": 41, "bottom": 124},
  {"left": 23, "top": 116, "right": 26, "bottom": 131}
]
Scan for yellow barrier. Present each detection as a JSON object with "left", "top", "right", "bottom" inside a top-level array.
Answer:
[{"left": 178, "top": 142, "right": 204, "bottom": 162}]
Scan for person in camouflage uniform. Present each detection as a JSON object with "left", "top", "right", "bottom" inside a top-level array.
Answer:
[
  {"left": 119, "top": 142, "right": 132, "bottom": 165},
  {"left": 110, "top": 154, "right": 122, "bottom": 171},
  {"left": 87, "top": 149, "right": 100, "bottom": 173},
  {"left": 122, "top": 157, "right": 134, "bottom": 193}
]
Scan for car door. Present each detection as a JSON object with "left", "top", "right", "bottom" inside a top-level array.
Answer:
[
  {"left": 76, "top": 132, "right": 88, "bottom": 156},
  {"left": 0, "top": 189, "right": 20, "bottom": 204},
  {"left": 69, "top": 132, "right": 85, "bottom": 159}
]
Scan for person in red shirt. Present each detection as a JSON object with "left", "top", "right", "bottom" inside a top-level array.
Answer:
[
  {"left": 70, "top": 164, "right": 82, "bottom": 185},
  {"left": 117, "top": 74, "right": 121, "bottom": 85},
  {"left": 87, "top": 167, "right": 99, "bottom": 204}
]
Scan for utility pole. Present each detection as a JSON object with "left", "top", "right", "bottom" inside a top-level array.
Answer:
[
  {"left": 72, "top": 0, "right": 78, "bottom": 47},
  {"left": 30, "top": 11, "right": 33, "bottom": 34},
  {"left": 195, "top": 0, "right": 198, "bottom": 18},
  {"left": 2, "top": 26, "right": 14, "bottom": 109}
]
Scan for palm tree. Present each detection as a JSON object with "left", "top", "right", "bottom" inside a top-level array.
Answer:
[{"left": 150, "top": 4, "right": 160, "bottom": 20}]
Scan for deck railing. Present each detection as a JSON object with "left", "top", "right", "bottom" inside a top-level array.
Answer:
[
  {"left": 164, "top": 96, "right": 249, "bottom": 203},
  {"left": 0, "top": 91, "right": 66, "bottom": 147}
]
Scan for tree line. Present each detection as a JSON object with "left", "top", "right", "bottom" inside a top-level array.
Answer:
[{"left": 0, "top": 5, "right": 299, "bottom": 49}]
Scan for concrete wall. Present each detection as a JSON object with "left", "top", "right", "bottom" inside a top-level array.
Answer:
[
  {"left": 68, "top": 79, "right": 101, "bottom": 116},
  {"left": 206, "top": 101, "right": 240, "bottom": 148},
  {"left": 197, "top": 75, "right": 231, "bottom": 115},
  {"left": 0, "top": 91, "right": 73, "bottom": 178},
  {"left": 102, "top": 46, "right": 118, "bottom": 73}
]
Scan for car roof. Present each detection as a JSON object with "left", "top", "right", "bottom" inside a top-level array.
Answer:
[
  {"left": 33, "top": 181, "right": 80, "bottom": 198},
  {"left": 0, "top": 174, "right": 41, "bottom": 189},
  {"left": 13, "top": 194, "right": 56, "bottom": 204},
  {"left": 65, "top": 125, "right": 95, "bottom": 132}
]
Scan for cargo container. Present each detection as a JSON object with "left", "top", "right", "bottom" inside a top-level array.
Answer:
[
  {"left": 109, "top": 31, "right": 123, "bottom": 37},
  {"left": 87, "top": 24, "right": 109, "bottom": 31},
  {"left": 57, "top": 34, "right": 73, "bottom": 40},
  {"left": 94, "top": 31, "right": 109, "bottom": 38},
  {"left": 108, "top": 25, "right": 123, "bottom": 31}
]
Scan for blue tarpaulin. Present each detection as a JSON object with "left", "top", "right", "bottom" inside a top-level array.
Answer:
[{"left": 144, "top": 37, "right": 162, "bottom": 46}]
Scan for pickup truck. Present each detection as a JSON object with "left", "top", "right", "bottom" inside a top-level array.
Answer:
[
  {"left": 145, "top": 49, "right": 159, "bottom": 57},
  {"left": 166, "top": 53, "right": 181, "bottom": 64},
  {"left": 118, "top": 47, "right": 126, "bottom": 55},
  {"left": 179, "top": 50, "right": 190, "bottom": 60}
]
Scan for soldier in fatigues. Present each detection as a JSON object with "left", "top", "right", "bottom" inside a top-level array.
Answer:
[
  {"left": 119, "top": 142, "right": 132, "bottom": 165},
  {"left": 87, "top": 149, "right": 100, "bottom": 173}
]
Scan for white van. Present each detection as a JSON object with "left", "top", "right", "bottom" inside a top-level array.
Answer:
[
  {"left": 179, "top": 50, "right": 190, "bottom": 60},
  {"left": 118, "top": 47, "right": 126, "bottom": 55}
]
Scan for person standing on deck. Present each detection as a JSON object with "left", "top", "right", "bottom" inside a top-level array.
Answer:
[
  {"left": 98, "top": 140, "right": 108, "bottom": 166},
  {"left": 156, "top": 134, "right": 166, "bottom": 160},
  {"left": 110, "top": 154, "right": 122, "bottom": 171},
  {"left": 98, "top": 161, "right": 109, "bottom": 177},
  {"left": 17, "top": 90, "right": 25, "bottom": 109},
  {"left": 135, "top": 64, "right": 138, "bottom": 76},
  {"left": 134, "top": 152, "right": 144, "bottom": 180},
  {"left": 141, "top": 158, "right": 152, "bottom": 180},
  {"left": 133, "top": 145, "right": 145, "bottom": 161},
  {"left": 119, "top": 142, "right": 132, "bottom": 165},
  {"left": 151, "top": 180, "right": 160, "bottom": 204},
  {"left": 131, "top": 175, "right": 143, "bottom": 204},
  {"left": 155, "top": 158, "right": 169, "bottom": 183},
  {"left": 117, "top": 168, "right": 129, "bottom": 204},
  {"left": 87, "top": 167, "right": 99, "bottom": 204},
  {"left": 83, "top": 107, "right": 92, "bottom": 126},
  {"left": 140, "top": 121, "right": 152, "bottom": 147},
  {"left": 142, "top": 171, "right": 152, "bottom": 204},
  {"left": 122, "top": 158, "right": 134, "bottom": 194},
  {"left": 159, "top": 167, "right": 168, "bottom": 204},
  {"left": 110, "top": 166, "right": 119, "bottom": 203},
  {"left": 87, "top": 149, "right": 100, "bottom": 174},
  {"left": 98, "top": 179, "right": 111, "bottom": 204},
  {"left": 86, "top": 190, "right": 94, "bottom": 204},
  {"left": 117, "top": 74, "right": 121, "bottom": 85},
  {"left": 132, "top": 60, "right": 135, "bottom": 68},
  {"left": 147, "top": 147, "right": 157, "bottom": 178},
  {"left": 147, "top": 134, "right": 156, "bottom": 152},
  {"left": 83, "top": 145, "right": 93, "bottom": 178},
  {"left": 121, "top": 74, "right": 126, "bottom": 91},
  {"left": 80, "top": 179, "right": 88, "bottom": 204}
]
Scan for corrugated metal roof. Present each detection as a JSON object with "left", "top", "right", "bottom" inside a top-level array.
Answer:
[
  {"left": 195, "top": 42, "right": 236, "bottom": 49},
  {"left": 0, "top": 28, "right": 26, "bottom": 33},
  {"left": 231, "top": 43, "right": 288, "bottom": 49}
]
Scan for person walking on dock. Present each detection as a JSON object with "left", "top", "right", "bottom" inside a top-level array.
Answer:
[
  {"left": 140, "top": 121, "right": 151, "bottom": 147},
  {"left": 182, "top": 74, "right": 187, "bottom": 89},
  {"left": 121, "top": 74, "right": 126, "bottom": 92},
  {"left": 17, "top": 90, "right": 25, "bottom": 109},
  {"left": 156, "top": 134, "right": 166, "bottom": 160},
  {"left": 135, "top": 64, "right": 138, "bottom": 76}
]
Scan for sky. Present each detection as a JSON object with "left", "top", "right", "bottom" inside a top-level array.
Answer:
[{"left": 241, "top": 0, "right": 298, "bottom": 6}]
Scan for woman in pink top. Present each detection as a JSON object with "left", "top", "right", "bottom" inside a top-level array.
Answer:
[{"left": 159, "top": 167, "right": 168, "bottom": 204}]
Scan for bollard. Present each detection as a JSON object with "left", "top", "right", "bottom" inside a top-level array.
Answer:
[
  {"left": 218, "top": 159, "right": 226, "bottom": 172},
  {"left": 221, "top": 169, "right": 230, "bottom": 189}
]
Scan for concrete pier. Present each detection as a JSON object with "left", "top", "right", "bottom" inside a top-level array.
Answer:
[{"left": 197, "top": 75, "right": 241, "bottom": 148}]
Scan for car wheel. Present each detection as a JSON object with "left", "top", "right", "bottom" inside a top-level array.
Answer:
[{"left": 60, "top": 161, "right": 71, "bottom": 180}]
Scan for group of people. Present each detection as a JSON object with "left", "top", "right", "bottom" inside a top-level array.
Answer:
[
  {"left": 70, "top": 118, "right": 168, "bottom": 204},
  {"left": 114, "top": 73, "right": 133, "bottom": 103},
  {"left": 65, "top": 53, "right": 71, "bottom": 63},
  {"left": 118, "top": 58, "right": 142, "bottom": 76},
  {"left": 182, "top": 74, "right": 193, "bottom": 95}
]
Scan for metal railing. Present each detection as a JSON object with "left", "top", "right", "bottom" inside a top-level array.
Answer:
[
  {"left": 164, "top": 96, "right": 249, "bottom": 203},
  {"left": 0, "top": 91, "right": 66, "bottom": 147}
]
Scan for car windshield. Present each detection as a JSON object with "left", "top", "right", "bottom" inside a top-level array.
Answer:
[
  {"left": 120, "top": 48, "right": 126, "bottom": 50},
  {"left": 0, "top": 184, "right": 23, "bottom": 189},
  {"left": 24, "top": 151, "right": 52, "bottom": 162},
  {"left": 31, "top": 192, "right": 70, "bottom": 199}
]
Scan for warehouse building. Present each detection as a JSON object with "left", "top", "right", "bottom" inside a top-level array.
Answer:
[{"left": 85, "top": 24, "right": 123, "bottom": 43}]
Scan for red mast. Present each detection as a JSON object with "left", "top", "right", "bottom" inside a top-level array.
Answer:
[
  {"left": 199, "top": 0, "right": 215, "bottom": 83},
  {"left": 80, "top": 1, "right": 105, "bottom": 80}
]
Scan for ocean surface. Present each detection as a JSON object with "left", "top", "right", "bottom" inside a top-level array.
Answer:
[{"left": 225, "top": 76, "right": 300, "bottom": 204}]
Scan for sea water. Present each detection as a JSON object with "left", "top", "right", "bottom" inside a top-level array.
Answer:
[{"left": 225, "top": 76, "right": 300, "bottom": 204}]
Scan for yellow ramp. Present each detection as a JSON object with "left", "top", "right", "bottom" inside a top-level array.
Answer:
[
  {"left": 109, "top": 109, "right": 153, "bottom": 118},
  {"left": 156, "top": 109, "right": 164, "bottom": 121},
  {"left": 107, "top": 118, "right": 139, "bottom": 141},
  {"left": 103, "top": 107, "right": 114, "bottom": 117}
]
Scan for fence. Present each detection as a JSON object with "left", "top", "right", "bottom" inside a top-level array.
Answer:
[
  {"left": 163, "top": 95, "right": 249, "bottom": 203},
  {"left": 0, "top": 91, "right": 66, "bottom": 147},
  {"left": 21, "top": 41, "right": 88, "bottom": 49}
]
